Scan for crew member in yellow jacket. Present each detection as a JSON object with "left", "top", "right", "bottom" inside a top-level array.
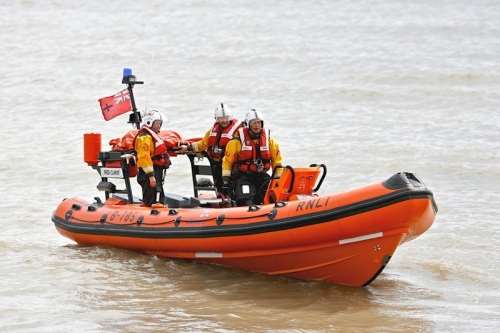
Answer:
[
  {"left": 182, "top": 103, "right": 242, "bottom": 194},
  {"left": 134, "top": 110, "right": 171, "bottom": 206},
  {"left": 222, "top": 109, "right": 283, "bottom": 206}
]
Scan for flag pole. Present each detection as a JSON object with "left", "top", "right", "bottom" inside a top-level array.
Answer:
[{"left": 122, "top": 68, "right": 144, "bottom": 129}]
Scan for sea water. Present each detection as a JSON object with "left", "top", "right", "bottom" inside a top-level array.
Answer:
[{"left": 1, "top": 1, "right": 499, "bottom": 332}]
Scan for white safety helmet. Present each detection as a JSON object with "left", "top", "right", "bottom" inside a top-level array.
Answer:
[
  {"left": 245, "top": 108, "right": 264, "bottom": 127},
  {"left": 142, "top": 109, "right": 165, "bottom": 128},
  {"left": 214, "top": 103, "right": 232, "bottom": 120}
]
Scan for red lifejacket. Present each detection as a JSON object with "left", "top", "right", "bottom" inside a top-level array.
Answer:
[
  {"left": 207, "top": 119, "right": 241, "bottom": 161},
  {"left": 135, "top": 127, "right": 171, "bottom": 168},
  {"left": 236, "top": 127, "right": 272, "bottom": 173}
]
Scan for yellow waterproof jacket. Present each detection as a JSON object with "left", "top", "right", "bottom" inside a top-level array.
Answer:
[
  {"left": 134, "top": 133, "right": 155, "bottom": 174},
  {"left": 222, "top": 135, "right": 283, "bottom": 177}
]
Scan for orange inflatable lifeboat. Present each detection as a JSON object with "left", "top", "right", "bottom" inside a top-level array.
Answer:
[{"left": 52, "top": 131, "right": 437, "bottom": 287}]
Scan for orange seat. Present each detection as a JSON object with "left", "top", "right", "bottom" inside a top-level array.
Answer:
[{"left": 264, "top": 165, "right": 325, "bottom": 203}]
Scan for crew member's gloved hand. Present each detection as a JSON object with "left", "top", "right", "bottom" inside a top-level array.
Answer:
[
  {"left": 273, "top": 165, "right": 284, "bottom": 178},
  {"left": 178, "top": 143, "right": 193, "bottom": 154},
  {"left": 148, "top": 175, "right": 157, "bottom": 188}
]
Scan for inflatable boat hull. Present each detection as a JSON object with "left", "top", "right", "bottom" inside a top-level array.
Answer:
[{"left": 52, "top": 173, "right": 437, "bottom": 287}]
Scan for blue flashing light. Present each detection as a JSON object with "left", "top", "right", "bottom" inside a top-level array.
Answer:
[{"left": 123, "top": 68, "right": 133, "bottom": 78}]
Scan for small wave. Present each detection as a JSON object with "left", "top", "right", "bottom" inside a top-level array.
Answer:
[{"left": 418, "top": 260, "right": 500, "bottom": 286}]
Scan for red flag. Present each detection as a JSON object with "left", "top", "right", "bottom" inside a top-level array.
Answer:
[{"left": 98, "top": 89, "right": 132, "bottom": 121}]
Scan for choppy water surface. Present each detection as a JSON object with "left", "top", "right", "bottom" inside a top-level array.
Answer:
[{"left": 1, "top": 0, "right": 499, "bottom": 332}]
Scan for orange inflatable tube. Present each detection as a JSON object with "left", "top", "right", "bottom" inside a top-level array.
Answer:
[{"left": 52, "top": 172, "right": 437, "bottom": 287}]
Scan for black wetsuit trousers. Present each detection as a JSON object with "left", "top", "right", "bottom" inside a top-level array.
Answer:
[
  {"left": 211, "top": 160, "right": 223, "bottom": 194},
  {"left": 137, "top": 166, "right": 165, "bottom": 206},
  {"left": 233, "top": 172, "right": 271, "bottom": 206}
]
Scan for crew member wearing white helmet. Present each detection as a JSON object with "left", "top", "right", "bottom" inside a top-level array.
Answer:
[
  {"left": 222, "top": 108, "right": 283, "bottom": 206},
  {"left": 182, "top": 103, "right": 242, "bottom": 194},
  {"left": 134, "top": 110, "right": 171, "bottom": 206}
]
